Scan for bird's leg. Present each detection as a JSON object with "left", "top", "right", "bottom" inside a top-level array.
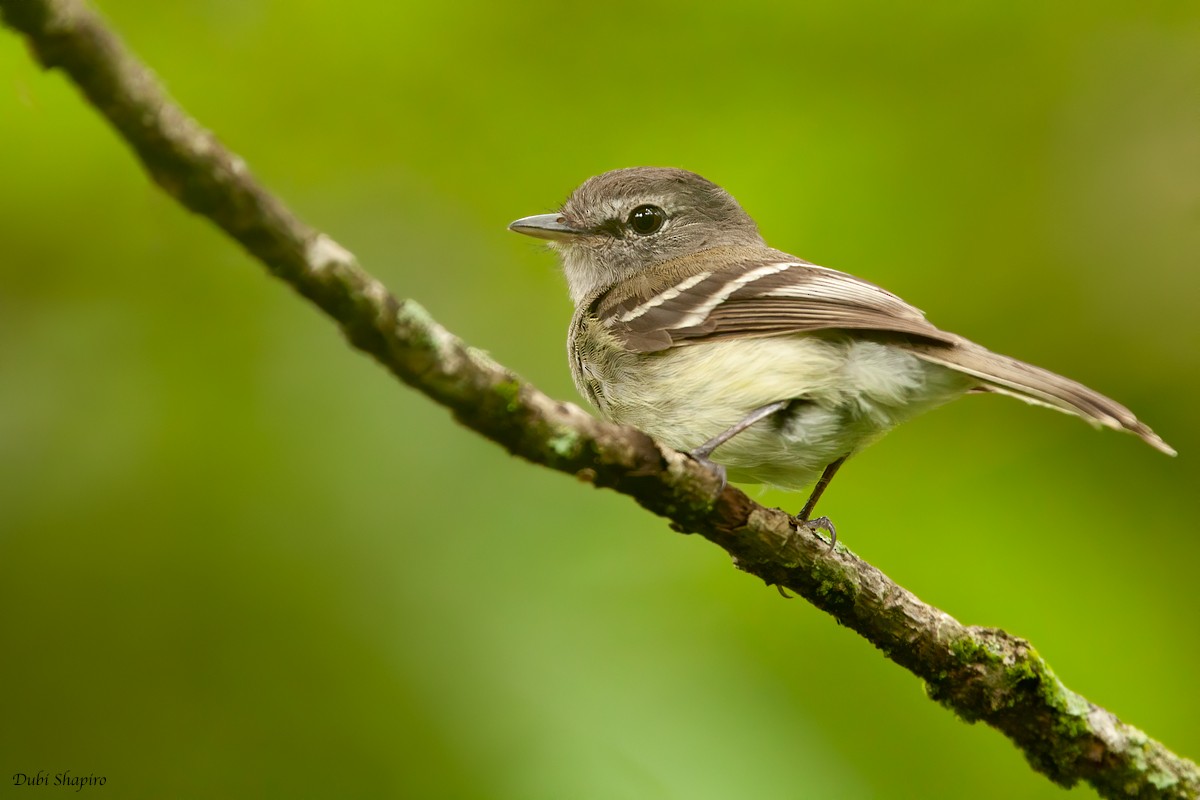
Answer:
[
  {"left": 688, "top": 400, "right": 790, "bottom": 491},
  {"left": 795, "top": 455, "right": 848, "bottom": 547}
]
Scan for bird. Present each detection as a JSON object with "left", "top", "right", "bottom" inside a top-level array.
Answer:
[{"left": 509, "top": 167, "right": 1175, "bottom": 543}]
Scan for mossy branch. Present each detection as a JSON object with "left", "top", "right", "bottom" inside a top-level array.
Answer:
[{"left": 1, "top": 1, "right": 1195, "bottom": 796}]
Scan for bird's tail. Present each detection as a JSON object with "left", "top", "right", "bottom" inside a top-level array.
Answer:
[{"left": 906, "top": 341, "right": 1176, "bottom": 456}]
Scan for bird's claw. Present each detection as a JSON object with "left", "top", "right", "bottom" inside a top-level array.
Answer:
[
  {"left": 688, "top": 449, "right": 727, "bottom": 493},
  {"left": 796, "top": 515, "right": 837, "bottom": 548}
]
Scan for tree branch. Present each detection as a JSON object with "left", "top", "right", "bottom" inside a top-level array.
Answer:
[{"left": 2, "top": 1, "right": 1194, "bottom": 796}]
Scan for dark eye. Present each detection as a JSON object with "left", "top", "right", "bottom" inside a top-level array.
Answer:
[{"left": 627, "top": 205, "right": 666, "bottom": 235}]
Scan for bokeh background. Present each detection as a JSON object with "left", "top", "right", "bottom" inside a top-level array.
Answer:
[{"left": 2, "top": 2, "right": 1198, "bottom": 797}]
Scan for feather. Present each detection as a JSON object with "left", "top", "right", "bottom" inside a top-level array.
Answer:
[{"left": 588, "top": 249, "right": 1175, "bottom": 455}]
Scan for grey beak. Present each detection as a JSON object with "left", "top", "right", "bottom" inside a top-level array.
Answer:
[{"left": 508, "top": 213, "right": 583, "bottom": 241}]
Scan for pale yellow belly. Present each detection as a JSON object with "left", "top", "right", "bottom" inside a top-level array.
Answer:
[{"left": 576, "top": 334, "right": 973, "bottom": 490}]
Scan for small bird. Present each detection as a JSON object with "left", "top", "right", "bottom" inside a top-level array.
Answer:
[{"left": 509, "top": 167, "right": 1174, "bottom": 542}]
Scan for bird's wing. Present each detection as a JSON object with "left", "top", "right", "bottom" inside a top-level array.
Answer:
[
  {"left": 591, "top": 256, "right": 956, "bottom": 352},
  {"left": 591, "top": 255, "right": 1175, "bottom": 455}
]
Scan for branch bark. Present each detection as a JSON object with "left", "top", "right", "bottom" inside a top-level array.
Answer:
[{"left": 2, "top": 1, "right": 1194, "bottom": 796}]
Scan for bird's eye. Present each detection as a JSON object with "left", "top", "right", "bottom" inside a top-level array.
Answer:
[{"left": 627, "top": 205, "right": 666, "bottom": 236}]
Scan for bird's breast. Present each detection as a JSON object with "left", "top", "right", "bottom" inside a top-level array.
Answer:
[{"left": 570, "top": 318, "right": 971, "bottom": 489}]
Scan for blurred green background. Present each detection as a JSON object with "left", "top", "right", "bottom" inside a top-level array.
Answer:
[{"left": 2, "top": 1, "right": 1197, "bottom": 797}]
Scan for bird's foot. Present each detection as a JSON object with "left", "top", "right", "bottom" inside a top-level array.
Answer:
[
  {"left": 687, "top": 449, "right": 727, "bottom": 493},
  {"left": 795, "top": 515, "right": 837, "bottom": 548}
]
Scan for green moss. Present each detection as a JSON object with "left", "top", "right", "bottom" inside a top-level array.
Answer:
[
  {"left": 493, "top": 379, "right": 522, "bottom": 413},
  {"left": 1007, "top": 655, "right": 1096, "bottom": 781},
  {"left": 949, "top": 637, "right": 1002, "bottom": 665},
  {"left": 546, "top": 428, "right": 583, "bottom": 458},
  {"left": 1148, "top": 767, "right": 1181, "bottom": 790},
  {"left": 1013, "top": 655, "right": 1085, "bottom": 725},
  {"left": 1004, "top": 657, "right": 1038, "bottom": 685},
  {"left": 807, "top": 560, "right": 857, "bottom": 606},
  {"left": 394, "top": 300, "right": 439, "bottom": 345}
]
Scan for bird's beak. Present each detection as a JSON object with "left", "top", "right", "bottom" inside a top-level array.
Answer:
[{"left": 507, "top": 213, "right": 584, "bottom": 242}]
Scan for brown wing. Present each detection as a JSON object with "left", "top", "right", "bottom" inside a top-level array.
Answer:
[
  {"left": 590, "top": 254, "right": 1175, "bottom": 455},
  {"left": 594, "top": 256, "right": 958, "bottom": 352}
]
